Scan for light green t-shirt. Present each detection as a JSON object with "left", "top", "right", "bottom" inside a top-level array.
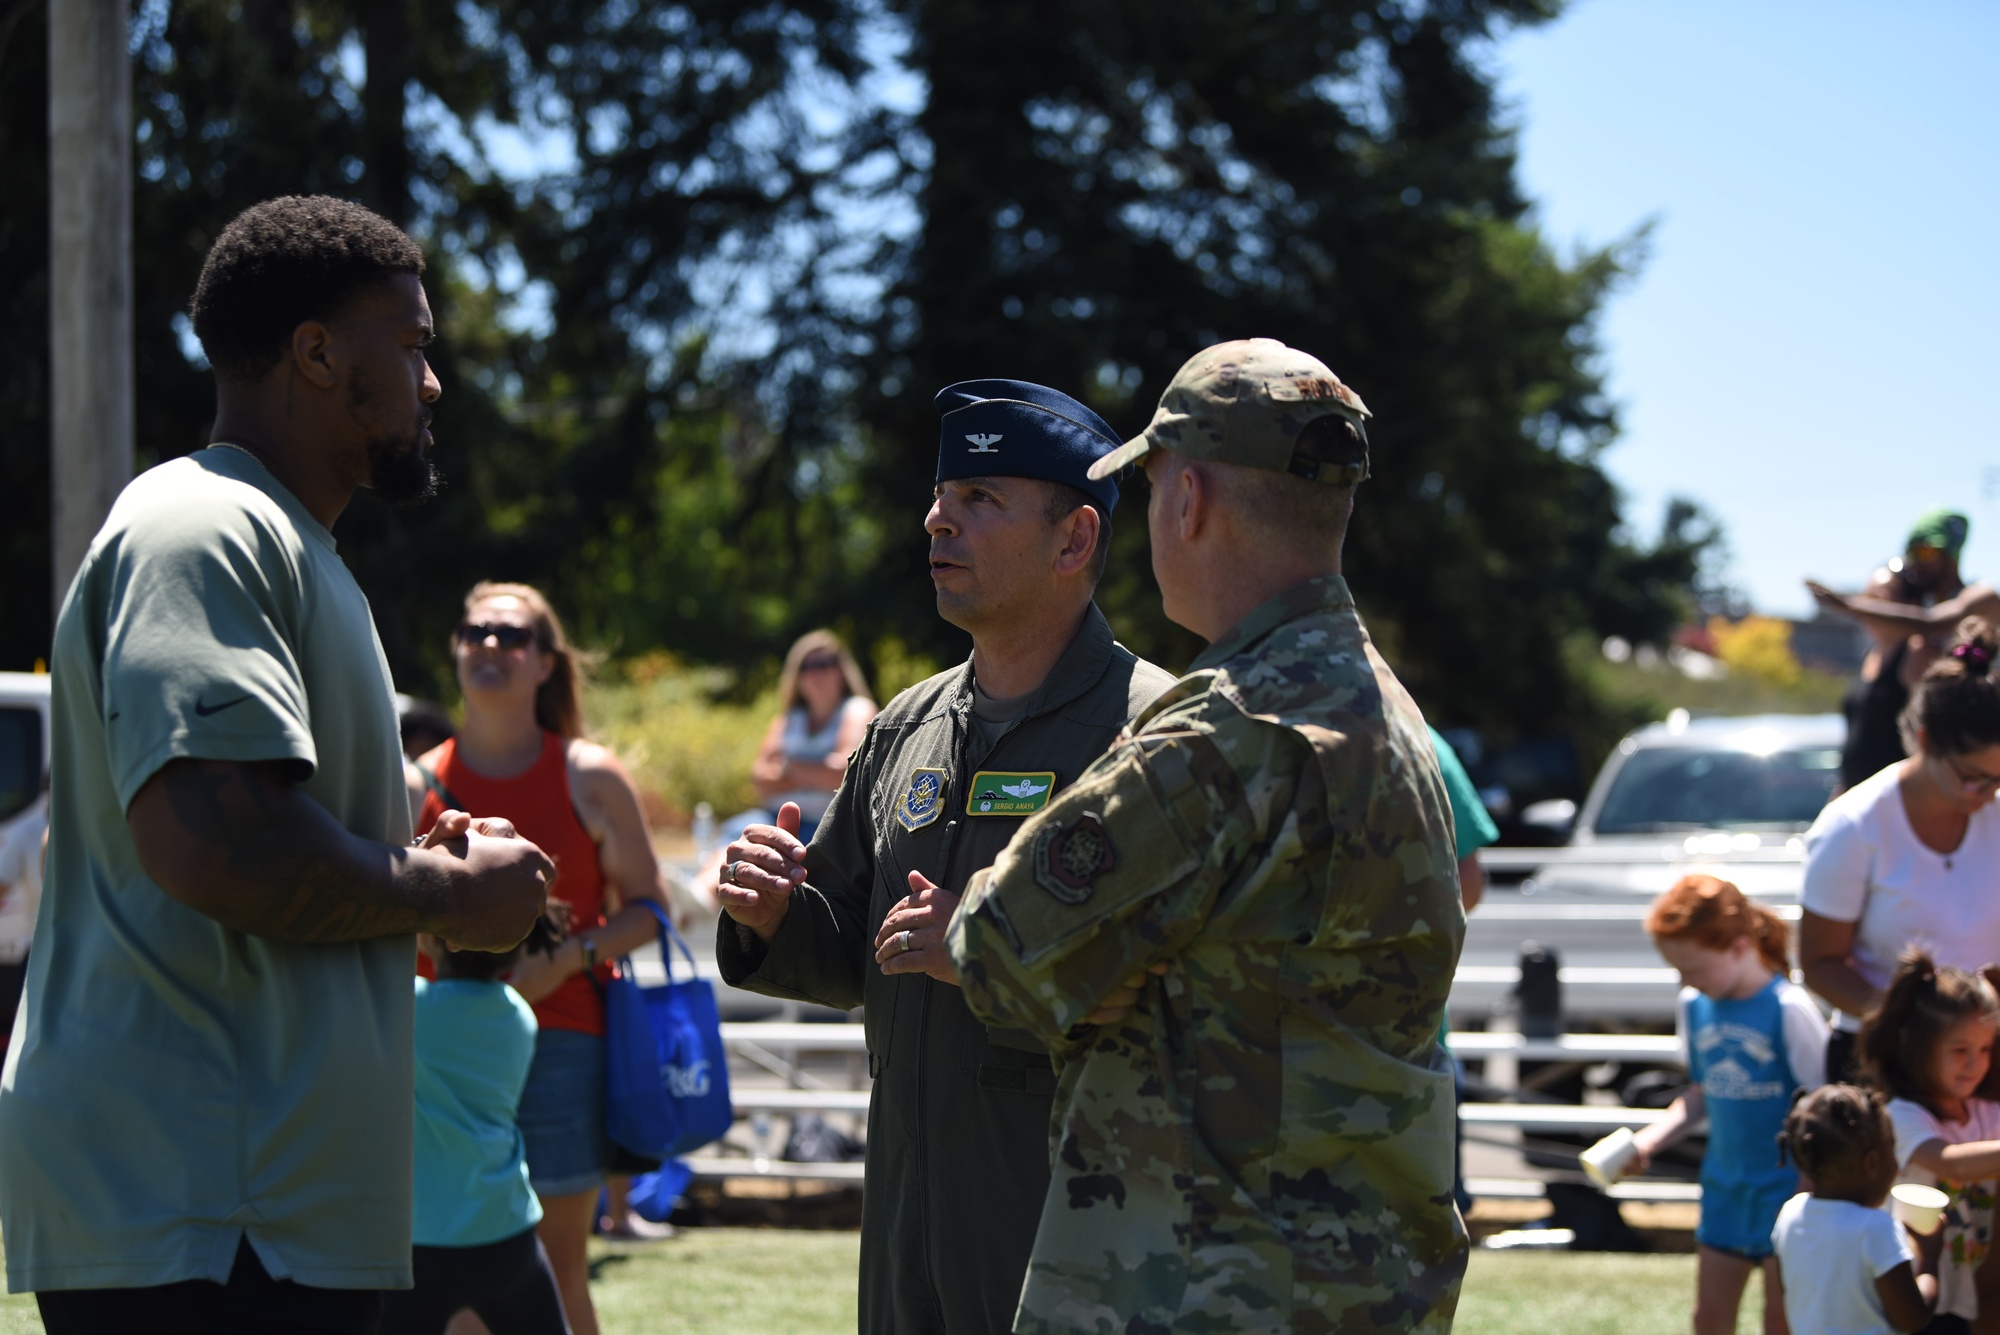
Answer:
[
  {"left": 1429, "top": 725, "right": 1499, "bottom": 858},
  {"left": 0, "top": 446, "right": 417, "bottom": 1292}
]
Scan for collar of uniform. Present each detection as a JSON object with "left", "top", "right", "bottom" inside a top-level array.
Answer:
[
  {"left": 1191, "top": 574, "right": 1355, "bottom": 672},
  {"left": 950, "top": 601, "right": 1116, "bottom": 725}
]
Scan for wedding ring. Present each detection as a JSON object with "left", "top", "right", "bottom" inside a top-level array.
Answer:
[
  {"left": 724, "top": 860, "right": 742, "bottom": 886},
  {"left": 899, "top": 930, "right": 914, "bottom": 953}
]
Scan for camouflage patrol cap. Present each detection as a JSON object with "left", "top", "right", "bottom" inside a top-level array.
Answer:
[{"left": 1087, "top": 338, "right": 1372, "bottom": 486}]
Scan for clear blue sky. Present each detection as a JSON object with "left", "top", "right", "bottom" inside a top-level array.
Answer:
[{"left": 1496, "top": 0, "right": 2000, "bottom": 617}]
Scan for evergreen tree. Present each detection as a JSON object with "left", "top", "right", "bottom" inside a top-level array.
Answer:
[
  {"left": 845, "top": 0, "right": 1704, "bottom": 738},
  {"left": 0, "top": 0, "right": 1709, "bottom": 754}
]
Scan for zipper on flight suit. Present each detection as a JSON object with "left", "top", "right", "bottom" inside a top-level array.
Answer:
[
  {"left": 911, "top": 686, "right": 1020, "bottom": 1136},
  {"left": 914, "top": 693, "right": 980, "bottom": 1143},
  {"left": 910, "top": 685, "right": 991, "bottom": 1318},
  {"left": 916, "top": 673, "right": 1063, "bottom": 1319}
]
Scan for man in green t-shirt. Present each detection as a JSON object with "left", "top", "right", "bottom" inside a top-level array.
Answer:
[{"left": 0, "top": 196, "right": 552, "bottom": 1332}]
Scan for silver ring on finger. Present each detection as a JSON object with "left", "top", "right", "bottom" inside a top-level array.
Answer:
[
  {"left": 899, "top": 929, "right": 914, "bottom": 953},
  {"left": 724, "top": 860, "right": 742, "bottom": 886}
]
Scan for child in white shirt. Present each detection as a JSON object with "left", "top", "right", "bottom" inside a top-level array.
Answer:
[
  {"left": 1860, "top": 949, "right": 2000, "bottom": 1331},
  {"left": 1772, "top": 1083, "right": 1937, "bottom": 1334}
]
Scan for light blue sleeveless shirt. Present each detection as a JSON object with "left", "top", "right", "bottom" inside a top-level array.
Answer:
[
  {"left": 772, "top": 703, "right": 851, "bottom": 823},
  {"left": 1682, "top": 977, "right": 1825, "bottom": 1254}
]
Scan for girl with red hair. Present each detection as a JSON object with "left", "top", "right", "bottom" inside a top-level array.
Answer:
[{"left": 1633, "top": 875, "right": 1829, "bottom": 1335}]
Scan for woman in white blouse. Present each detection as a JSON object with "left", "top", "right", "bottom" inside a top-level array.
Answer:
[{"left": 1800, "top": 617, "right": 2000, "bottom": 1082}]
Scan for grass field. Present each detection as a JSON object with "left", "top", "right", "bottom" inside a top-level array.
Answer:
[{"left": 0, "top": 1235, "right": 1769, "bottom": 1333}]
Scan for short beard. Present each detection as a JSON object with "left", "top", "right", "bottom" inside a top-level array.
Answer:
[
  {"left": 348, "top": 368, "right": 442, "bottom": 505},
  {"left": 367, "top": 431, "right": 442, "bottom": 505}
]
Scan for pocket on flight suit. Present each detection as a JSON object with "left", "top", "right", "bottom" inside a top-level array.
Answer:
[
  {"left": 975, "top": 1059, "right": 1057, "bottom": 1097},
  {"left": 971, "top": 1023, "right": 1057, "bottom": 1096}
]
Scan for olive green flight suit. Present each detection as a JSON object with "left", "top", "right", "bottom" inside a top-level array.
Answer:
[{"left": 717, "top": 605, "right": 1173, "bottom": 1334}]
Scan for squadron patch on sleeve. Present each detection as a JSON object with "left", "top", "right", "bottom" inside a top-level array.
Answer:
[
  {"left": 1032, "top": 812, "right": 1117, "bottom": 904},
  {"left": 895, "top": 767, "right": 947, "bottom": 832}
]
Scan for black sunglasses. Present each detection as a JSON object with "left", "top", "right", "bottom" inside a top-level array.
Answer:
[
  {"left": 456, "top": 622, "right": 541, "bottom": 651},
  {"left": 799, "top": 655, "right": 842, "bottom": 672}
]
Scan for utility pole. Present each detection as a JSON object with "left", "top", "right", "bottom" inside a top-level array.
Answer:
[{"left": 48, "top": 0, "right": 133, "bottom": 616}]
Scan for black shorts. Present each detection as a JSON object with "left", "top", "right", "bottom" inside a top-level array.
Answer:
[
  {"left": 36, "top": 1237, "right": 383, "bottom": 1335},
  {"left": 379, "top": 1226, "right": 570, "bottom": 1335}
]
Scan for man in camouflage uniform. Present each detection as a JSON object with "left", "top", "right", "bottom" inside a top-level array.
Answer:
[{"left": 944, "top": 338, "right": 1469, "bottom": 1333}]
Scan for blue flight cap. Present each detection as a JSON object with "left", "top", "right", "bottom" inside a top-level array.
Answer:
[{"left": 934, "top": 379, "right": 1121, "bottom": 515}]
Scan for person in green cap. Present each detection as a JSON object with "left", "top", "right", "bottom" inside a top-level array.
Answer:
[{"left": 1809, "top": 511, "right": 1993, "bottom": 789}]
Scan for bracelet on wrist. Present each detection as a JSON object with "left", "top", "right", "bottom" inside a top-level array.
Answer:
[{"left": 579, "top": 935, "right": 599, "bottom": 973}]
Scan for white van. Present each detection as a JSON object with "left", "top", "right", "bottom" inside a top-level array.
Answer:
[{"left": 0, "top": 672, "right": 50, "bottom": 845}]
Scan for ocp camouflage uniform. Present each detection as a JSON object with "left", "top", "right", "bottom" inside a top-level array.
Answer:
[{"left": 948, "top": 575, "right": 1469, "bottom": 1334}]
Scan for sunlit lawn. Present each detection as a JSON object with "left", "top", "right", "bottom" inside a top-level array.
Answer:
[
  {"left": 596, "top": 1240, "right": 1753, "bottom": 1334},
  {"left": 0, "top": 1230, "right": 862, "bottom": 1335},
  {"left": 1460, "top": 1250, "right": 1765, "bottom": 1334},
  {"left": 0, "top": 1234, "right": 1766, "bottom": 1333},
  {"left": 596, "top": 1238, "right": 1761, "bottom": 1335}
]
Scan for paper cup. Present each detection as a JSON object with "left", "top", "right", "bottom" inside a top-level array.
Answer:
[
  {"left": 1580, "top": 1127, "right": 1640, "bottom": 1189},
  {"left": 1892, "top": 1183, "right": 1950, "bottom": 1236}
]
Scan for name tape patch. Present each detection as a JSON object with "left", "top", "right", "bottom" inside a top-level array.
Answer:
[{"left": 965, "top": 771, "right": 1057, "bottom": 817}]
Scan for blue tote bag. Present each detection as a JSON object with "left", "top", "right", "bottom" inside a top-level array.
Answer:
[
  {"left": 624, "top": 1158, "right": 695, "bottom": 1224},
  {"left": 604, "top": 900, "right": 734, "bottom": 1159}
]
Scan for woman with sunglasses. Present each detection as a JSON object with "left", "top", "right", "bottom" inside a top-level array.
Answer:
[
  {"left": 746, "top": 630, "right": 877, "bottom": 845},
  {"left": 1800, "top": 617, "right": 2000, "bottom": 1085},
  {"left": 410, "top": 581, "right": 670, "bottom": 1335}
]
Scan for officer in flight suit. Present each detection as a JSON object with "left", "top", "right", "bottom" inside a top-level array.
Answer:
[{"left": 715, "top": 380, "right": 1174, "bottom": 1334}]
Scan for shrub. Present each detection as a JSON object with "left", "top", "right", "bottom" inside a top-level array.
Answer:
[
  {"left": 1709, "top": 615, "right": 1803, "bottom": 687},
  {"left": 586, "top": 653, "right": 776, "bottom": 829}
]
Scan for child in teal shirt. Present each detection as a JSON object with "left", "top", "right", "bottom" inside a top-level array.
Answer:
[{"left": 383, "top": 920, "right": 571, "bottom": 1335}]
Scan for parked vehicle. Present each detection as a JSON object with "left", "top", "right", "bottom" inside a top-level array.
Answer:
[
  {"left": 0, "top": 673, "right": 50, "bottom": 850},
  {"left": 1452, "top": 711, "right": 1844, "bottom": 1027}
]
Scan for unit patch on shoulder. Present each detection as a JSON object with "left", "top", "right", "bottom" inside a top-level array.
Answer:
[
  {"left": 1031, "top": 812, "right": 1117, "bottom": 905},
  {"left": 965, "top": 771, "right": 1057, "bottom": 817},
  {"left": 895, "top": 767, "right": 947, "bottom": 833}
]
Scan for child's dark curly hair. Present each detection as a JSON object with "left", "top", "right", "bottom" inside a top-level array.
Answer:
[
  {"left": 1779, "top": 1083, "right": 1892, "bottom": 1183},
  {"left": 433, "top": 907, "right": 570, "bottom": 984}
]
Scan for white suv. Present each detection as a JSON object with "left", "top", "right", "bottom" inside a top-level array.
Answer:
[{"left": 0, "top": 672, "right": 51, "bottom": 845}]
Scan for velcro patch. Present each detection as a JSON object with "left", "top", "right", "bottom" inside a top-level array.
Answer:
[
  {"left": 896, "top": 767, "right": 947, "bottom": 832},
  {"left": 1032, "top": 812, "right": 1118, "bottom": 904},
  {"left": 991, "top": 749, "right": 1205, "bottom": 964},
  {"left": 1266, "top": 376, "right": 1368, "bottom": 418},
  {"left": 966, "top": 770, "right": 1057, "bottom": 816}
]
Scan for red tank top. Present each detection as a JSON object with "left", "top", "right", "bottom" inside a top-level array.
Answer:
[{"left": 418, "top": 732, "right": 609, "bottom": 1035}]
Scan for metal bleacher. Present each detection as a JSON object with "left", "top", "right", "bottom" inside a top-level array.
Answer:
[
  {"left": 687, "top": 984, "right": 1695, "bottom": 1200},
  {"left": 651, "top": 847, "right": 1698, "bottom": 1200}
]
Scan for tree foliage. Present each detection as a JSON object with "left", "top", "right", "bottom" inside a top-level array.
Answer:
[{"left": 0, "top": 0, "right": 1713, "bottom": 745}]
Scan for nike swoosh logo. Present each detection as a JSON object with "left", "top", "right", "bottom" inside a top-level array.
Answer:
[{"left": 193, "top": 695, "right": 252, "bottom": 717}]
